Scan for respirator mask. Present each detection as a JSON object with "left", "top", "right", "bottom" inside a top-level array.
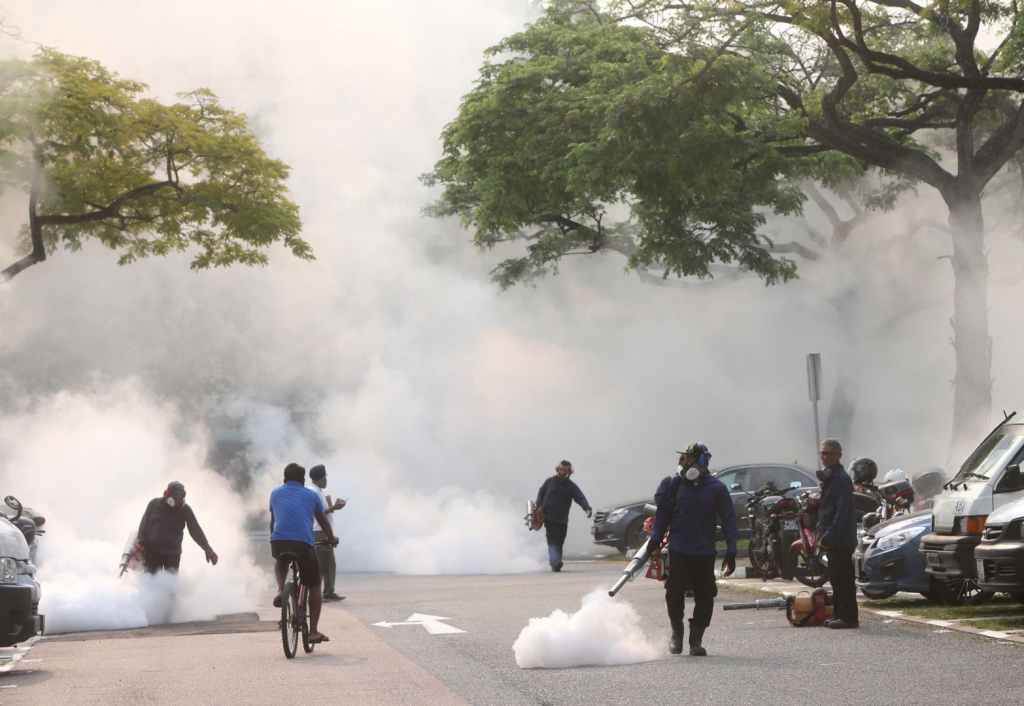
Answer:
[
  {"left": 678, "top": 461, "right": 700, "bottom": 482},
  {"left": 164, "top": 482, "right": 186, "bottom": 507}
]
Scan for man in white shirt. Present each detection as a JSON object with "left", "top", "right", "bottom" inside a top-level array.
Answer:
[{"left": 309, "top": 464, "right": 346, "bottom": 601}]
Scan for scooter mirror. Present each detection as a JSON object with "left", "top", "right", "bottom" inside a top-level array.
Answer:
[
  {"left": 4, "top": 496, "right": 20, "bottom": 512},
  {"left": 32, "top": 515, "right": 45, "bottom": 527}
]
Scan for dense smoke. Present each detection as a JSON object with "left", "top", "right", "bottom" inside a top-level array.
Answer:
[
  {"left": 513, "top": 588, "right": 660, "bottom": 668},
  {"left": 1, "top": 0, "right": 1024, "bottom": 635}
]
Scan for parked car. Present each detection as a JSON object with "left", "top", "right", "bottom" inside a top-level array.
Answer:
[
  {"left": 974, "top": 491, "right": 1024, "bottom": 602},
  {"left": 920, "top": 415, "right": 1024, "bottom": 593},
  {"left": 591, "top": 463, "right": 825, "bottom": 554},
  {"left": 0, "top": 500, "right": 43, "bottom": 647},
  {"left": 855, "top": 510, "right": 934, "bottom": 600}
]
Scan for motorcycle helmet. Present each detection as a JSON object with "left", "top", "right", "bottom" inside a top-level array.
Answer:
[
  {"left": 884, "top": 468, "right": 909, "bottom": 483},
  {"left": 850, "top": 457, "right": 878, "bottom": 485},
  {"left": 912, "top": 468, "right": 946, "bottom": 499}
]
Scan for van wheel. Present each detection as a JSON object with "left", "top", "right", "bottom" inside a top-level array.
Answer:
[{"left": 929, "top": 577, "right": 993, "bottom": 606}]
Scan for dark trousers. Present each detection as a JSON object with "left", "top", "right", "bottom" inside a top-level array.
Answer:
[
  {"left": 143, "top": 549, "right": 181, "bottom": 574},
  {"left": 665, "top": 552, "right": 717, "bottom": 635},
  {"left": 314, "top": 529, "right": 337, "bottom": 595},
  {"left": 544, "top": 521, "right": 568, "bottom": 567},
  {"left": 826, "top": 546, "right": 859, "bottom": 623}
]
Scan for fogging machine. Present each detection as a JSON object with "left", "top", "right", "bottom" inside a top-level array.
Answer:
[{"left": 723, "top": 589, "right": 834, "bottom": 627}]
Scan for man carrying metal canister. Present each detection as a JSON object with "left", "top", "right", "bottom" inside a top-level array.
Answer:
[
  {"left": 535, "top": 460, "right": 592, "bottom": 572},
  {"left": 646, "top": 443, "right": 737, "bottom": 656}
]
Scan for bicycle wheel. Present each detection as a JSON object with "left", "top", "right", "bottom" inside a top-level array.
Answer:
[
  {"left": 281, "top": 580, "right": 298, "bottom": 658},
  {"left": 300, "top": 585, "right": 314, "bottom": 653}
]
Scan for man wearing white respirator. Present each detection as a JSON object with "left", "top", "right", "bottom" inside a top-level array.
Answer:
[
  {"left": 646, "top": 443, "right": 737, "bottom": 656},
  {"left": 136, "top": 481, "right": 218, "bottom": 574}
]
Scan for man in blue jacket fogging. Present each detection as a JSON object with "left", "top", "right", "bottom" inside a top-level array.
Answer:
[
  {"left": 136, "top": 481, "right": 218, "bottom": 573},
  {"left": 646, "top": 443, "right": 737, "bottom": 656},
  {"left": 815, "top": 438, "right": 859, "bottom": 629},
  {"left": 535, "top": 460, "right": 592, "bottom": 572}
]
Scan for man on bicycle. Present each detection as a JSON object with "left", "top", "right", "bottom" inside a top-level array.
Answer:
[{"left": 270, "top": 463, "right": 339, "bottom": 644}]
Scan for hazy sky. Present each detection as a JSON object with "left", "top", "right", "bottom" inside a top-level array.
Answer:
[{"left": 2, "top": 0, "right": 1024, "bottom": 579}]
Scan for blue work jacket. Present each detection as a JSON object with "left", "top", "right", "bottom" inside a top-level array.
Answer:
[
  {"left": 817, "top": 464, "right": 858, "bottom": 550},
  {"left": 649, "top": 472, "right": 738, "bottom": 556},
  {"left": 536, "top": 476, "right": 590, "bottom": 524}
]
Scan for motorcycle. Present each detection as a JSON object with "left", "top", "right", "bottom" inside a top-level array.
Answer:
[
  {"left": 743, "top": 481, "right": 802, "bottom": 581},
  {"left": 788, "top": 489, "right": 829, "bottom": 587},
  {"left": 1, "top": 495, "right": 45, "bottom": 563},
  {"left": 858, "top": 477, "right": 916, "bottom": 534}
]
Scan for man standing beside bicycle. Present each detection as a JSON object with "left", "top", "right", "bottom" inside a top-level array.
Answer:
[{"left": 270, "top": 463, "right": 339, "bottom": 644}]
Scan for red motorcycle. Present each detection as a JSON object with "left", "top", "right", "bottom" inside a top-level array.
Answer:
[{"left": 789, "top": 490, "right": 828, "bottom": 587}]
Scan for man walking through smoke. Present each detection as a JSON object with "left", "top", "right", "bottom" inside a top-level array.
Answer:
[
  {"left": 536, "top": 460, "right": 592, "bottom": 572},
  {"left": 816, "top": 438, "right": 859, "bottom": 629},
  {"left": 136, "top": 481, "right": 218, "bottom": 573},
  {"left": 647, "top": 443, "right": 737, "bottom": 656}
]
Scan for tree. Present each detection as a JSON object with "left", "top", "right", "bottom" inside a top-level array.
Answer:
[
  {"left": 427, "top": 1, "right": 1024, "bottom": 455},
  {"left": 0, "top": 49, "right": 310, "bottom": 282}
]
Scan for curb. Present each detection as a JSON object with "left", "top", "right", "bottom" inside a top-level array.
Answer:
[{"left": 716, "top": 577, "right": 1024, "bottom": 645}]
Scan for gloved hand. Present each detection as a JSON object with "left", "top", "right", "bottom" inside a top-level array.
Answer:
[
  {"left": 721, "top": 552, "right": 736, "bottom": 577},
  {"left": 817, "top": 538, "right": 830, "bottom": 551},
  {"left": 645, "top": 538, "right": 661, "bottom": 559},
  {"left": 206, "top": 550, "right": 219, "bottom": 566},
  {"left": 586, "top": 508, "right": 593, "bottom": 519}
]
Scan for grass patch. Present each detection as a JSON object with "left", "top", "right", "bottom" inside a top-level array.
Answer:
[
  {"left": 968, "top": 615, "right": 1024, "bottom": 632},
  {"left": 861, "top": 594, "right": 1024, "bottom": 621}
]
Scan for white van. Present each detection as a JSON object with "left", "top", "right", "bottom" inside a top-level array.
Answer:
[
  {"left": 974, "top": 492, "right": 1024, "bottom": 598},
  {"left": 919, "top": 417, "right": 1024, "bottom": 590},
  {"left": 0, "top": 514, "right": 43, "bottom": 646}
]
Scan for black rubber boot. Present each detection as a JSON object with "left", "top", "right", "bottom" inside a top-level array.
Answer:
[
  {"left": 669, "top": 619, "right": 684, "bottom": 654},
  {"left": 688, "top": 621, "right": 707, "bottom": 657}
]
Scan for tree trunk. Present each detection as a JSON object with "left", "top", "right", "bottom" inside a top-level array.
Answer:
[
  {"left": 825, "top": 356, "right": 862, "bottom": 446},
  {"left": 946, "top": 191, "right": 992, "bottom": 462}
]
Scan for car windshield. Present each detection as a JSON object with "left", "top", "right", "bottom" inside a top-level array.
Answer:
[{"left": 951, "top": 430, "right": 1024, "bottom": 483}]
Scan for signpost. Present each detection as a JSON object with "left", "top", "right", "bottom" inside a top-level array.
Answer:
[{"left": 807, "top": 353, "right": 822, "bottom": 460}]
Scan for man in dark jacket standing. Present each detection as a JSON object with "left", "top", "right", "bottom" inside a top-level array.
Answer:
[
  {"left": 816, "top": 438, "right": 859, "bottom": 629},
  {"left": 536, "top": 460, "right": 592, "bottom": 572},
  {"left": 647, "top": 443, "right": 737, "bottom": 656},
  {"left": 136, "top": 481, "right": 218, "bottom": 573}
]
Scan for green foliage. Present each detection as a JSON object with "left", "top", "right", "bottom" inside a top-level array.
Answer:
[
  {"left": 425, "top": 6, "right": 806, "bottom": 289},
  {"left": 1, "top": 49, "right": 308, "bottom": 278},
  {"left": 427, "top": 0, "right": 1024, "bottom": 291}
]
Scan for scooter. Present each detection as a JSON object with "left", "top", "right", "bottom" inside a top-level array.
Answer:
[
  {"left": 788, "top": 490, "right": 829, "bottom": 587},
  {"left": 2, "top": 496, "right": 45, "bottom": 564}
]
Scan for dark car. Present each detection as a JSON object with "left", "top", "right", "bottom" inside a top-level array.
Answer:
[
  {"left": 855, "top": 510, "right": 933, "bottom": 600},
  {"left": 591, "top": 463, "right": 822, "bottom": 554}
]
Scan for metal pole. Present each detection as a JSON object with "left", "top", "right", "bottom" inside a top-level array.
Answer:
[
  {"left": 807, "top": 353, "right": 822, "bottom": 462},
  {"left": 812, "top": 398, "right": 821, "bottom": 460}
]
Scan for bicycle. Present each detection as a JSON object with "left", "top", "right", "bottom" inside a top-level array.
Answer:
[{"left": 278, "top": 540, "right": 328, "bottom": 658}]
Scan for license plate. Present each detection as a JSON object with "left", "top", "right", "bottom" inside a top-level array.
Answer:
[
  {"left": 590, "top": 525, "right": 597, "bottom": 535},
  {"left": 926, "top": 552, "right": 941, "bottom": 567},
  {"left": 782, "top": 519, "right": 798, "bottom": 531},
  {"left": 976, "top": 559, "right": 985, "bottom": 579}
]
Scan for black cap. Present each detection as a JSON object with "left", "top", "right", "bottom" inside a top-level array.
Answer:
[
  {"left": 309, "top": 464, "right": 326, "bottom": 480},
  {"left": 167, "top": 481, "right": 185, "bottom": 493}
]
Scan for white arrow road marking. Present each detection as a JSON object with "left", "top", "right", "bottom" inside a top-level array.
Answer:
[{"left": 372, "top": 613, "right": 466, "bottom": 635}]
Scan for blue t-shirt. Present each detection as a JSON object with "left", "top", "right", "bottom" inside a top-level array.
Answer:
[{"left": 270, "top": 481, "right": 323, "bottom": 546}]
